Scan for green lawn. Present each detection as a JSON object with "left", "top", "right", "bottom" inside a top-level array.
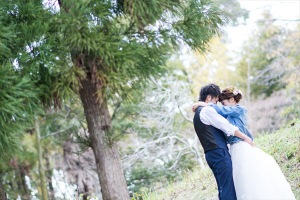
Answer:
[{"left": 139, "top": 119, "right": 300, "bottom": 200}]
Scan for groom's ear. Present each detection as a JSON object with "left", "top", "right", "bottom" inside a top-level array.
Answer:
[{"left": 206, "top": 95, "right": 212, "bottom": 102}]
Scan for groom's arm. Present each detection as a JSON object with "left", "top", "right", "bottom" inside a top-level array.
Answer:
[
  {"left": 233, "top": 130, "right": 254, "bottom": 146},
  {"left": 200, "top": 106, "right": 237, "bottom": 136},
  {"left": 200, "top": 106, "right": 254, "bottom": 146}
]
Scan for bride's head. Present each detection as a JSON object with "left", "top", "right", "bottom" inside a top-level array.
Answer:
[{"left": 220, "top": 86, "right": 243, "bottom": 106}]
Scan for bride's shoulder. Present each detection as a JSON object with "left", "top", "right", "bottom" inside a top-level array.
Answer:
[{"left": 236, "top": 105, "right": 247, "bottom": 112}]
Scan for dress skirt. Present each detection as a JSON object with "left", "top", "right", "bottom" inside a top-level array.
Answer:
[{"left": 230, "top": 141, "right": 296, "bottom": 200}]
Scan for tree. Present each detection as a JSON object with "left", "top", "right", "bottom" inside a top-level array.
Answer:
[
  {"left": 120, "top": 76, "right": 204, "bottom": 194},
  {"left": 0, "top": 67, "right": 39, "bottom": 199},
  {"left": 235, "top": 11, "right": 288, "bottom": 98},
  {"left": 35, "top": 101, "right": 83, "bottom": 199},
  {"left": 213, "top": 0, "right": 249, "bottom": 26},
  {"left": 185, "top": 37, "right": 240, "bottom": 98},
  {"left": 232, "top": 11, "right": 300, "bottom": 133},
  {"left": 2, "top": 0, "right": 226, "bottom": 198},
  {"left": 0, "top": 12, "right": 40, "bottom": 198}
]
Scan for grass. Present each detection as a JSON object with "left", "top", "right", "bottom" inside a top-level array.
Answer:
[{"left": 139, "top": 119, "right": 300, "bottom": 200}]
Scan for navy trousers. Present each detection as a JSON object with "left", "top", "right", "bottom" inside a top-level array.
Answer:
[{"left": 205, "top": 148, "right": 237, "bottom": 200}]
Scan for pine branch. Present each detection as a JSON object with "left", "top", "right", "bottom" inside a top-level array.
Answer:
[{"left": 41, "top": 126, "right": 73, "bottom": 139}]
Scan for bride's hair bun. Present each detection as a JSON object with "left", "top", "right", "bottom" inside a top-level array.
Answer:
[{"left": 220, "top": 86, "right": 243, "bottom": 103}]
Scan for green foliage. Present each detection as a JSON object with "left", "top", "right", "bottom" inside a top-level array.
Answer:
[
  {"left": 282, "top": 84, "right": 300, "bottom": 119},
  {"left": 1, "top": 0, "right": 227, "bottom": 135},
  {"left": 0, "top": 134, "right": 37, "bottom": 198},
  {"left": 1, "top": 100, "right": 86, "bottom": 198},
  {"left": 126, "top": 154, "right": 197, "bottom": 196},
  {"left": 186, "top": 37, "right": 239, "bottom": 98},
  {"left": 0, "top": 2, "right": 228, "bottom": 167},
  {"left": 109, "top": 104, "right": 141, "bottom": 141},
  {"left": 0, "top": 65, "right": 39, "bottom": 158},
  {"left": 235, "top": 11, "right": 290, "bottom": 98},
  {"left": 255, "top": 120, "right": 300, "bottom": 196},
  {"left": 1, "top": 0, "right": 226, "bottom": 105},
  {"left": 0, "top": 0, "right": 228, "bottom": 197},
  {"left": 213, "top": 0, "right": 249, "bottom": 26},
  {"left": 0, "top": 19, "right": 15, "bottom": 64}
]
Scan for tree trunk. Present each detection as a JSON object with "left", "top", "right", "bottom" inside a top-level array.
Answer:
[
  {"left": 8, "top": 178, "right": 14, "bottom": 192},
  {"left": 45, "top": 149, "right": 55, "bottom": 200},
  {"left": 18, "top": 163, "right": 30, "bottom": 199},
  {"left": 16, "top": 170, "right": 22, "bottom": 193},
  {"left": 83, "top": 181, "right": 88, "bottom": 200},
  {"left": 79, "top": 79, "right": 130, "bottom": 200},
  {"left": 35, "top": 117, "right": 48, "bottom": 200},
  {"left": 0, "top": 173, "right": 7, "bottom": 200},
  {"left": 247, "top": 59, "right": 251, "bottom": 103}
]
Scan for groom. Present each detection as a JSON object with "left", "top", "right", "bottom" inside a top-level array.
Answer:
[{"left": 193, "top": 84, "right": 253, "bottom": 200}]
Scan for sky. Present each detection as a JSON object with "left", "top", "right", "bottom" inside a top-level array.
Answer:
[
  {"left": 180, "top": 0, "right": 300, "bottom": 69},
  {"left": 226, "top": 0, "right": 300, "bottom": 56}
]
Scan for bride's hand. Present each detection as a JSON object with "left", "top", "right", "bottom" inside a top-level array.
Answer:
[{"left": 191, "top": 101, "right": 207, "bottom": 112}]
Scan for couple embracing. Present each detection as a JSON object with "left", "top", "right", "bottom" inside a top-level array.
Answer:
[{"left": 192, "top": 84, "right": 295, "bottom": 200}]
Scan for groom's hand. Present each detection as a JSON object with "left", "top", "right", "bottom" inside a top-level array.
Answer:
[
  {"left": 234, "top": 130, "right": 254, "bottom": 147},
  {"left": 243, "top": 136, "right": 254, "bottom": 147}
]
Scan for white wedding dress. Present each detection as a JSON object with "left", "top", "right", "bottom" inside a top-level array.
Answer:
[{"left": 230, "top": 141, "right": 296, "bottom": 200}]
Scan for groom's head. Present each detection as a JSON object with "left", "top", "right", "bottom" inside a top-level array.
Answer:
[{"left": 199, "top": 84, "right": 221, "bottom": 104}]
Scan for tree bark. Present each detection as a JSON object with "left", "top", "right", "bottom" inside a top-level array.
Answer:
[
  {"left": 16, "top": 170, "right": 22, "bottom": 193},
  {"left": 82, "top": 181, "right": 88, "bottom": 200},
  {"left": 17, "top": 163, "right": 30, "bottom": 199},
  {"left": 8, "top": 178, "right": 14, "bottom": 192},
  {"left": 45, "top": 149, "right": 55, "bottom": 200},
  {"left": 79, "top": 78, "right": 130, "bottom": 200},
  {"left": 35, "top": 117, "right": 48, "bottom": 200},
  {"left": 0, "top": 173, "right": 7, "bottom": 200}
]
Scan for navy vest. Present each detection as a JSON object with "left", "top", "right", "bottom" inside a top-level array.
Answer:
[{"left": 193, "top": 106, "right": 228, "bottom": 153}]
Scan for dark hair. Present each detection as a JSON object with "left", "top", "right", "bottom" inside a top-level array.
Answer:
[
  {"left": 199, "top": 84, "right": 221, "bottom": 101},
  {"left": 219, "top": 86, "right": 243, "bottom": 103}
]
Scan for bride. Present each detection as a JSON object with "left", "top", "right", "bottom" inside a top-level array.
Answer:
[{"left": 192, "top": 86, "right": 296, "bottom": 200}]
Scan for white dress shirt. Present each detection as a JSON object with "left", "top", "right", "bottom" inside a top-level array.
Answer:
[{"left": 200, "top": 106, "right": 238, "bottom": 136}]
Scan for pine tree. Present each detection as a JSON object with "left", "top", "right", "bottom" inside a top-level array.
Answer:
[
  {"left": 1, "top": 0, "right": 226, "bottom": 198},
  {"left": 0, "top": 61, "right": 39, "bottom": 200},
  {"left": 0, "top": 5, "right": 41, "bottom": 198}
]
